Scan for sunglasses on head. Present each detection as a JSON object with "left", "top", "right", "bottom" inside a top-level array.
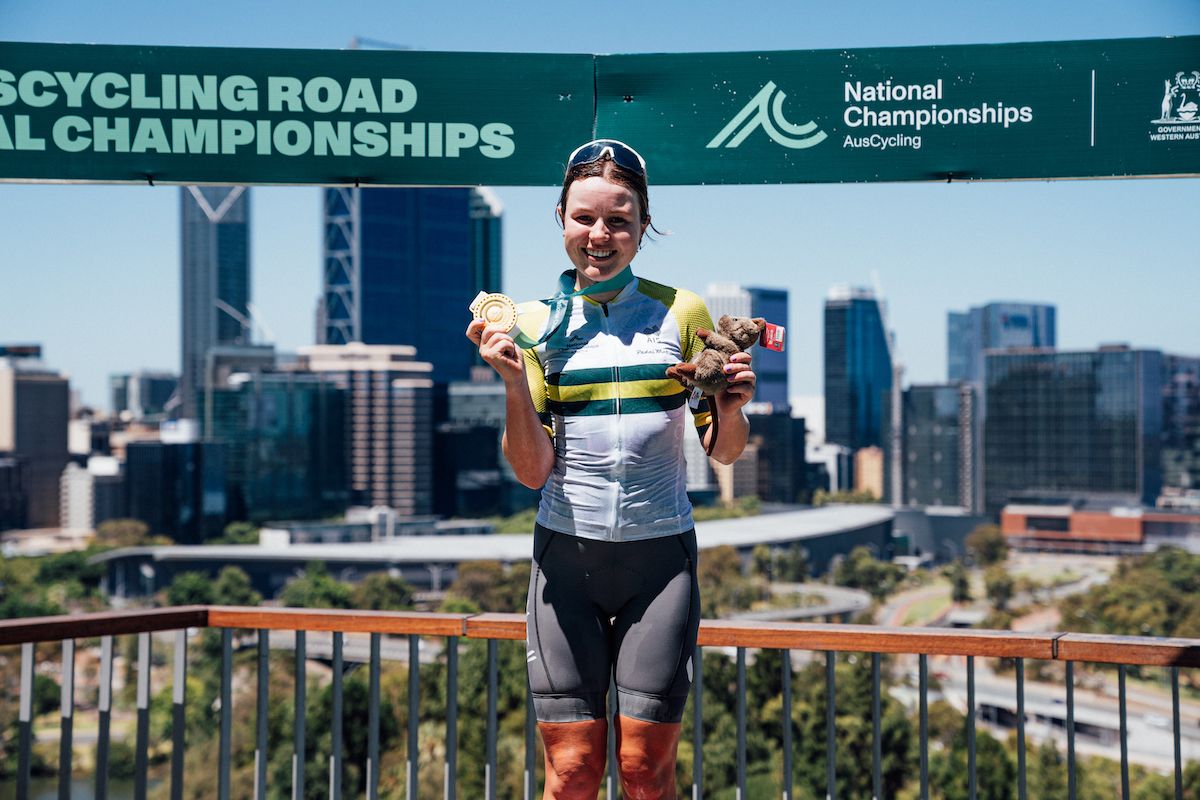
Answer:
[{"left": 566, "top": 139, "right": 647, "bottom": 177}]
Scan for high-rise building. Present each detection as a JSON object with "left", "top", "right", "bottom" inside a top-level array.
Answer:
[
  {"left": 320, "top": 187, "right": 502, "bottom": 384},
  {"left": 435, "top": 379, "right": 540, "bottom": 517},
  {"left": 0, "top": 350, "right": 69, "bottom": 528},
  {"left": 203, "top": 371, "right": 348, "bottom": 523},
  {"left": 705, "top": 283, "right": 752, "bottom": 320},
  {"left": 984, "top": 347, "right": 1163, "bottom": 514},
  {"left": 111, "top": 371, "right": 179, "bottom": 422},
  {"left": 298, "top": 344, "right": 435, "bottom": 516},
  {"left": 180, "top": 185, "right": 251, "bottom": 419},
  {"left": 746, "top": 410, "right": 809, "bottom": 503},
  {"left": 947, "top": 302, "right": 1056, "bottom": 386},
  {"left": 125, "top": 439, "right": 227, "bottom": 544},
  {"left": 824, "top": 287, "right": 893, "bottom": 451},
  {"left": 747, "top": 287, "right": 788, "bottom": 411},
  {"left": 60, "top": 456, "right": 125, "bottom": 532},
  {"left": 885, "top": 383, "right": 980, "bottom": 510},
  {"left": 1163, "top": 354, "right": 1200, "bottom": 493},
  {"left": 0, "top": 457, "right": 24, "bottom": 531}
]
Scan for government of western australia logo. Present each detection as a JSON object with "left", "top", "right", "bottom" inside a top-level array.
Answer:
[
  {"left": 1150, "top": 70, "right": 1200, "bottom": 143},
  {"left": 708, "top": 81, "right": 827, "bottom": 149},
  {"left": 1156, "top": 71, "right": 1200, "bottom": 122}
]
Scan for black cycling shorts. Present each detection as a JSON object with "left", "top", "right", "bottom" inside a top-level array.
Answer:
[{"left": 526, "top": 523, "right": 701, "bottom": 724}]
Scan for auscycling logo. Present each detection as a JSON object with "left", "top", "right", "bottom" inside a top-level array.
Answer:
[{"left": 707, "top": 81, "right": 827, "bottom": 150}]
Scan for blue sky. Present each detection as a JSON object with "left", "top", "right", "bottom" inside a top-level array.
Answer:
[{"left": 1, "top": 1, "right": 1198, "bottom": 409}]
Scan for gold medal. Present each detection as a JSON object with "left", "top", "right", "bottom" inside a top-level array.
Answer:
[{"left": 469, "top": 291, "right": 519, "bottom": 333}]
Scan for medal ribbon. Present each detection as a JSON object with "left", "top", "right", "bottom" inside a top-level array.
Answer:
[{"left": 512, "top": 266, "right": 634, "bottom": 348}]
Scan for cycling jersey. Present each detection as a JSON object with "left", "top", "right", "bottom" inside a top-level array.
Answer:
[{"left": 520, "top": 271, "right": 714, "bottom": 541}]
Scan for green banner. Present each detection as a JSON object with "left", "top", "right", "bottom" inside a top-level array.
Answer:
[
  {"left": 596, "top": 37, "right": 1200, "bottom": 183},
  {"left": 0, "top": 42, "right": 594, "bottom": 185},
  {"left": 1, "top": 37, "right": 1197, "bottom": 186}
]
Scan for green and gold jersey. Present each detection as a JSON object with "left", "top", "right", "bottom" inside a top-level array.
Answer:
[{"left": 520, "top": 273, "right": 713, "bottom": 541}]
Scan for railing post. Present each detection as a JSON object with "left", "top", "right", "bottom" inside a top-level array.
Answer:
[
  {"left": 446, "top": 636, "right": 458, "bottom": 800},
  {"left": 18, "top": 642, "right": 33, "bottom": 800},
  {"left": 219, "top": 628, "right": 232, "bottom": 800},
  {"left": 1016, "top": 658, "right": 1026, "bottom": 800},
  {"left": 331, "top": 631, "right": 343, "bottom": 800},
  {"left": 58, "top": 638, "right": 75, "bottom": 800},
  {"left": 486, "top": 639, "right": 498, "bottom": 800},
  {"left": 1173, "top": 666, "right": 1183, "bottom": 800},
  {"left": 826, "top": 650, "right": 837, "bottom": 800},
  {"left": 96, "top": 636, "right": 113, "bottom": 800},
  {"left": 408, "top": 635, "right": 419, "bottom": 800},
  {"left": 782, "top": 650, "right": 793, "bottom": 800},
  {"left": 967, "top": 655, "right": 976, "bottom": 800},
  {"left": 368, "top": 632, "right": 381, "bottom": 800},
  {"left": 736, "top": 647, "right": 747, "bottom": 800},
  {"left": 919, "top": 654, "right": 928, "bottom": 800},
  {"left": 1066, "top": 661, "right": 1076, "bottom": 800},
  {"left": 872, "top": 652, "right": 881, "bottom": 800},
  {"left": 293, "top": 630, "right": 306, "bottom": 800},
  {"left": 256, "top": 630, "right": 269, "bottom": 800},
  {"left": 135, "top": 632, "right": 151, "bottom": 800},
  {"left": 1118, "top": 664, "right": 1129, "bottom": 800},
  {"left": 170, "top": 629, "right": 187, "bottom": 800}
]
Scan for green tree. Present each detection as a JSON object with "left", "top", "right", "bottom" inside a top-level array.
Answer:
[
  {"left": 212, "top": 565, "right": 262, "bottom": 606},
  {"left": 984, "top": 565, "right": 1015, "bottom": 612},
  {"left": 279, "top": 562, "right": 353, "bottom": 609},
  {"left": 833, "top": 546, "right": 904, "bottom": 601},
  {"left": 446, "top": 561, "right": 529, "bottom": 613},
  {"left": 165, "top": 571, "right": 215, "bottom": 606},
  {"left": 965, "top": 524, "right": 1008, "bottom": 566},
  {"left": 947, "top": 561, "right": 971, "bottom": 603},
  {"left": 698, "top": 545, "right": 754, "bottom": 616},
  {"left": 211, "top": 521, "right": 259, "bottom": 545},
  {"left": 350, "top": 572, "right": 415, "bottom": 611},
  {"left": 773, "top": 544, "right": 809, "bottom": 582},
  {"left": 95, "top": 518, "right": 154, "bottom": 547},
  {"left": 1027, "top": 739, "right": 1068, "bottom": 800},
  {"left": 929, "top": 727, "right": 1014, "bottom": 800},
  {"left": 812, "top": 488, "right": 880, "bottom": 507}
]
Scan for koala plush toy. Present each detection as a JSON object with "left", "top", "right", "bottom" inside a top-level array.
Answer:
[{"left": 666, "top": 315, "right": 765, "bottom": 395}]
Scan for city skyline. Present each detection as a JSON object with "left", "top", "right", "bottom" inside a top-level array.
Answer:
[{"left": 1, "top": 1, "right": 1198, "bottom": 409}]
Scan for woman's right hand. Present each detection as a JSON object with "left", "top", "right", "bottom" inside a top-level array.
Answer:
[{"left": 466, "top": 318, "right": 526, "bottom": 384}]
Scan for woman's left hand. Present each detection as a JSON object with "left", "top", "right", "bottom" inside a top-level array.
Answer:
[{"left": 715, "top": 352, "right": 756, "bottom": 414}]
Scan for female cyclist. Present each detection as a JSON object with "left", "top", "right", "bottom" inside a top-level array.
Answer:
[{"left": 466, "top": 139, "right": 755, "bottom": 799}]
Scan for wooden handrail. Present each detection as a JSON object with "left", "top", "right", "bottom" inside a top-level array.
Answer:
[
  {"left": 208, "top": 606, "right": 469, "bottom": 637},
  {"left": 0, "top": 606, "right": 209, "bottom": 646},
  {"left": 3, "top": 606, "right": 1200, "bottom": 667}
]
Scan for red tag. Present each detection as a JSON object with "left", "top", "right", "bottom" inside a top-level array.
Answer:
[{"left": 760, "top": 322, "right": 785, "bottom": 352}]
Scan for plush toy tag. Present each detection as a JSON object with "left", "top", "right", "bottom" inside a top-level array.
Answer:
[
  {"left": 760, "top": 323, "right": 786, "bottom": 352},
  {"left": 688, "top": 387, "right": 703, "bottom": 409}
]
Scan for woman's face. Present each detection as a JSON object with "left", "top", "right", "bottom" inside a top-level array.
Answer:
[{"left": 560, "top": 175, "right": 648, "bottom": 287}]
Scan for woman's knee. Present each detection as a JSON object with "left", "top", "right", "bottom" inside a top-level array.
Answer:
[
  {"left": 616, "top": 717, "right": 680, "bottom": 795},
  {"left": 540, "top": 720, "right": 608, "bottom": 795}
]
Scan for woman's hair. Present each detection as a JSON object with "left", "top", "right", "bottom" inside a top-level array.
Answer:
[{"left": 556, "top": 157, "right": 658, "bottom": 235}]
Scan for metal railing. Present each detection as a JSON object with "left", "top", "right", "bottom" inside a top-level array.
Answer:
[{"left": 2, "top": 606, "right": 1199, "bottom": 799}]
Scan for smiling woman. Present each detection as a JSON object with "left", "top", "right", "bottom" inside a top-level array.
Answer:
[{"left": 466, "top": 138, "right": 760, "bottom": 799}]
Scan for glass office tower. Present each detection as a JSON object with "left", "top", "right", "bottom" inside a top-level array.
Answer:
[
  {"left": 824, "top": 287, "right": 892, "bottom": 450},
  {"left": 202, "top": 371, "right": 347, "bottom": 523},
  {"left": 320, "top": 187, "right": 502, "bottom": 384},
  {"left": 180, "top": 186, "right": 250, "bottom": 419},
  {"left": 947, "top": 302, "right": 1056, "bottom": 386},
  {"left": 984, "top": 347, "right": 1163, "bottom": 514},
  {"left": 747, "top": 286, "right": 789, "bottom": 411},
  {"left": 886, "top": 383, "right": 979, "bottom": 510}
]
